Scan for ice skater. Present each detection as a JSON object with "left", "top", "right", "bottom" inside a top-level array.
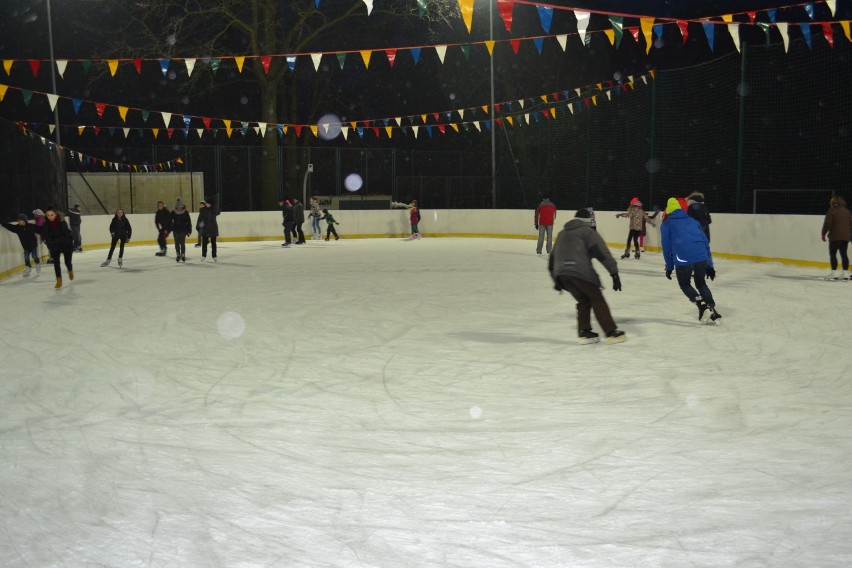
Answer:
[
  {"left": 616, "top": 197, "right": 653, "bottom": 259},
  {"left": 67, "top": 204, "right": 83, "bottom": 251},
  {"left": 170, "top": 198, "right": 192, "bottom": 263},
  {"left": 101, "top": 208, "right": 132, "bottom": 268},
  {"left": 320, "top": 209, "right": 340, "bottom": 241},
  {"left": 534, "top": 195, "right": 557, "bottom": 254},
  {"left": 36, "top": 208, "right": 74, "bottom": 288},
  {"left": 309, "top": 197, "right": 322, "bottom": 240},
  {"left": 154, "top": 200, "right": 172, "bottom": 256},
  {"left": 820, "top": 195, "right": 851, "bottom": 281},
  {"left": 549, "top": 208, "right": 626, "bottom": 344},
  {"left": 2, "top": 213, "right": 41, "bottom": 276},
  {"left": 686, "top": 192, "right": 712, "bottom": 241},
  {"left": 198, "top": 198, "right": 220, "bottom": 261},
  {"left": 409, "top": 200, "right": 422, "bottom": 239},
  {"left": 661, "top": 197, "right": 721, "bottom": 323}
]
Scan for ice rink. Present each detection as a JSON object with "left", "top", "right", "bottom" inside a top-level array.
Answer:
[{"left": 1, "top": 237, "right": 850, "bottom": 567}]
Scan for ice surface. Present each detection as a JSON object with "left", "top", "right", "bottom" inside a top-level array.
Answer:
[{"left": 1, "top": 238, "right": 850, "bottom": 567}]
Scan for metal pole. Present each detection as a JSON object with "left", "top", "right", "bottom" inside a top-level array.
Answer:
[
  {"left": 45, "top": 0, "right": 66, "bottom": 207},
  {"left": 489, "top": 0, "right": 496, "bottom": 208},
  {"left": 735, "top": 43, "right": 748, "bottom": 213}
]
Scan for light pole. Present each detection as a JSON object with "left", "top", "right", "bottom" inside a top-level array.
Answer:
[
  {"left": 45, "top": 0, "right": 67, "bottom": 206},
  {"left": 489, "top": 0, "right": 496, "bottom": 208},
  {"left": 302, "top": 163, "right": 314, "bottom": 207}
]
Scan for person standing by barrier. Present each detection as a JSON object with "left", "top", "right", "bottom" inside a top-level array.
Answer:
[
  {"left": 686, "top": 192, "right": 712, "bottom": 242},
  {"left": 309, "top": 197, "right": 322, "bottom": 240},
  {"left": 534, "top": 195, "right": 557, "bottom": 255},
  {"left": 293, "top": 198, "right": 306, "bottom": 244},
  {"left": 409, "top": 200, "right": 422, "bottom": 239},
  {"left": 154, "top": 201, "right": 172, "bottom": 257},
  {"left": 280, "top": 199, "right": 295, "bottom": 247},
  {"left": 198, "top": 198, "right": 220, "bottom": 262},
  {"left": 170, "top": 198, "right": 192, "bottom": 263},
  {"left": 821, "top": 195, "right": 852, "bottom": 281},
  {"left": 101, "top": 208, "right": 132, "bottom": 268},
  {"left": 195, "top": 200, "right": 205, "bottom": 247},
  {"left": 2, "top": 213, "right": 41, "bottom": 276},
  {"left": 66, "top": 204, "right": 83, "bottom": 252},
  {"left": 37, "top": 208, "right": 75, "bottom": 288}
]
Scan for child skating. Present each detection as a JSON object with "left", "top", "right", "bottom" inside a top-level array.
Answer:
[
  {"left": 320, "top": 209, "right": 340, "bottom": 241},
  {"left": 2, "top": 213, "right": 41, "bottom": 276},
  {"left": 101, "top": 208, "right": 132, "bottom": 267}
]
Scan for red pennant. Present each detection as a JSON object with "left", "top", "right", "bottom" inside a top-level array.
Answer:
[
  {"left": 628, "top": 27, "right": 640, "bottom": 42},
  {"left": 510, "top": 39, "right": 521, "bottom": 54},
  {"left": 29, "top": 60, "right": 41, "bottom": 77},
  {"left": 133, "top": 59, "right": 142, "bottom": 74},
  {"left": 437, "top": 124, "right": 446, "bottom": 134},
  {"left": 822, "top": 22, "right": 834, "bottom": 47},
  {"left": 432, "top": 113, "right": 439, "bottom": 122},
  {"left": 167, "top": 128, "right": 174, "bottom": 139},
  {"left": 494, "top": 103, "right": 502, "bottom": 113},
  {"left": 93, "top": 127, "right": 101, "bottom": 136},
  {"left": 747, "top": 11, "right": 756, "bottom": 24},
  {"left": 552, "top": 92, "right": 559, "bottom": 101},
  {"left": 95, "top": 102, "right": 107, "bottom": 118},
  {"left": 294, "top": 125, "right": 303, "bottom": 137},
  {"left": 372, "top": 126, "right": 380, "bottom": 138},
  {"left": 583, "top": 98, "right": 591, "bottom": 108},
  {"left": 363, "top": 120, "right": 372, "bottom": 127},
  {"left": 386, "top": 49, "right": 397, "bottom": 67},
  {"left": 260, "top": 56, "right": 271, "bottom": 74},
  {"left": 497, "top": 0, "right": 514, "bottom": 33},
  {"left": 677, "top": 21, "right": 689, "bottom": 44},
  {"left": 202, "top": 117, "right": 211, "bottom": 130},
  {"left": 495, "top": 118, "right": 503, "bottom": 128}
]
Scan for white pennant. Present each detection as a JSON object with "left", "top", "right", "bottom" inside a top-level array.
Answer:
[
  {"left": 518, "top": 99, "right": 525, "bottom": 109},
  {"left": 641, "top": 75, "right": 648, "bottom": 84},
  {"left": 341, "top": 126, "right": 349, "bottom": 140},
  {"left": 196, "top": 128, "right": 204, "bottom": 138},
  {"left": 435, "top": 45, "right": 447, "bottom": 63},
  {"left": 161, "top": 112, "right": 172, "bottom": 126},
  {"left": 574, "top": 11, "right": 591, "bottom": 45},
  {"left": 575, "top": 88, "right": 581, "bottom": 96},
  {"left": 259, "top": 122, "right": 267, "bottom": 137},
  {"left": 524, "top": 113, "right": 530, "bottom": 124},
  {"left": 473, "top": 121, "right": 481, "bottom": 132},
  {"left": 606, "top": 91, "right": 612, "bottom": 101},
  {"left": 727, "top": 24, "right": 741, "bottom": 52},
  {"left": 412, "top": 125, "right": 420, "bottom": 138},
  {"left": 123, "top": 127, "right": 130, "bottom": 138},
  {"left": 253, "top": 126, "right": 260, "bottom": 136},
  {"left": 184, "top": 58, "right": 196, "bottom": 76},
  {"left": 458, "top": 110, "right": 464, "bottom": 120},
  {"left": 567, "top": 103, "right": 574, "bottom": 114},
  {"left": 56, "top": 60, "right": 68, "bottom": 79},
  {"left": 311, "top": 53, "right": 323, "bottom": 71},
  {"left": 49, "top": 124, "right": 55, "bottom": 134},
  {"left": 362, "top": 0, "right": 373, "bottom": 15},
  {"left": 777, "top": 22, "right": 790, "bottom": 52},
  {"left": 394, "top": 117, "right": 402, "bottom": 126},
  {"left": 46, "top": 93, "right": 59, "bottom": 111},
  {"left": 556, "top": 34, "right": 568, "bottom": 51},
  {"left": 826, "top": 0, "right": 836, "bottom": 16}
]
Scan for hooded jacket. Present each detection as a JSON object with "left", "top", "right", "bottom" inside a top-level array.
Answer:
[
  {"left": 821, "top": 198, "right": 852, "bottom": 242},
  {"left": 109, "top": 215, "right": 132, "bottom": 241},
  {"left": 548, "top": 219, "right": 618, "bottom": 288},
  {"left": 170, "top": 207, "right": 192, "bottom": 234},
  {"left": 661, "top": 209, "right": 713, "bottom": 271},
  {"left": 535, "top": 199, "right": 557, "bottom": 226}
]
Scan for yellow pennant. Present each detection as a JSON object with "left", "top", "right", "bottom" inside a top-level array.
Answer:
[
  {"left": 506, "top": 116, "right": 514, "bottom": 126},
  {"left": 549, "top": 108, "right": 556, "bottom": 118},
  {"left": 152, "top": 128, "right": 159, "bottom": 138},
  {"left": 592, "top": 95, "right": 598, "bottom": 106},
  {"left": 226, "top": 127, "right": 233, "bottom": 138},
  {"left": 310, "top": 125, "right": 318, "bottom": 137},
  {"left": 385, "top": 126, "right": 393, "bottom": 138},
  {"left": 108, "top": 59, "right": 119, "bottom": 77},
  {"left": 481, "top": 105, "right": 489, "bottom": 114},
  {"left": 484, "top": 41, "right": 495, "bottom": 55},
  {"left": 540, "top": 94, "right": 548, "bottom": 102},
  {"left": 640, "top": 18, "right": 654, "bottom": 53},
  {"left": 77, "top": 126, "right": 85, "bottom": 135},
  {"left": 604, "top": 29, "right": 615, "bottom": 45},
  {"left": 721, "top": 14, "right": 733, "bottom": 23},
  {"left": 118, "top": 106, "right": 129, "bottom": 122},
  {"left": 457, "top": 0, "right": 474, "bottom": 33},
  {"left": 0, "top": 84, "right": 7, "bottom": 101},
  {"left": 223, "top": 119, "right": 232, "bottom": 130},
  {"left": 2, "top": 60, "right": 12, "bottom": 75},
  {"left": 360, "top": 50, "right": 372, "bottom": 69},
  {"left": 450, "top": 123, "right": 459, "bottom": 133},
  {"left": 841, "top": 21, "right": 851, "bottom": 42},
  {"left": 234, "top": 56, "right": 245, "bottom": 73},
  {"left": 421, "top": 114, "right": 427, "bottom": 123}
]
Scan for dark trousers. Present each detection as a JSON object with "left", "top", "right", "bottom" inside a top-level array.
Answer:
[
  {"left": 295, "top": 223, "right": 305, "bottom": 243},
  {"left": 284, "top": 222, "right": 296, "bottom": 244},
  {"left": 625, "top": 229, "right": 640, "bottom": 251},
  {"left": 557, "top": 276, "right": 617, "bottom": 334},
  {"left": 157, "top": 230, "right": 169, "bottom": 250},
  {"left": 23, "top": 246, "right": 40, "bottom": 267},
  {"left": 675, "top": 261, "right": 715, "bottom": 307},
  {"left": 202, "top": 235, "right": 217, "bottom": 258},
  {"left": 326, "top": 225, "right": 339, "bottom": 240},
  {"left": 828, "top": 240, "right": 849, "bottom": 270},
  {"left": 173, "top": 232, "right": 187, "bottom": 257},
  {"left": 107, "top": 237, "right": 126, "bottom": 259},
  {"left": 71, "top": 226, "right": 82, "bottom": 249},
  {"left": 49, "top": 246, "right": 73, "bottom": 277}
]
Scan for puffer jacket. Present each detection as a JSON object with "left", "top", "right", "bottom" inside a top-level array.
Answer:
[
  {"left": 821, "top": 202, "right": 852, "bottom": 242},
  {"left": 548, "top": 219, "right": 618, "bottom": 288},
  {"left": 661, "top": 209, "right": 713, "bottom": 270}
]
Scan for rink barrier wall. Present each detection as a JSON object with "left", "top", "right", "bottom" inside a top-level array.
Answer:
[{"left": 0, "top": 210, "right": 832, "bottom": 278}]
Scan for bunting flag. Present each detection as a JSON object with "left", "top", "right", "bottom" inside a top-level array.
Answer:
[
  {"left": 0, "top": 84, "right": 6, "bottom": 101},
  {"left": 46, "top": 93, "right": 58, "bottom": 111},
  {"left": 360, "top": 50, "right": 372, "bottom": 69},
  {"left": 556, "top": 34, "right": 568, "bottom": 50},
  {"left": 133, "top": 59, "right": 142, "bottom": 74},
  {"left": 108, "top": 59, "right": 119, "bottom": 77},
  {"left": 72, "top": 99, "right": 83, "bottom": 114},
  {"left": 362, "top": 0, "right": 373, "bottom": 15},
  {"left": 260, "top": 55, "right": 272, "bottom": 74},
  {"left": 185, "top": 58, "right": 196, "bottom": 76},
  {"left": 159, "top": 59, "right": 170, "bottom": 76},
  {"left": 161, "top": 112, "right": 172, "bottom": 126},
  {"left": 286, "top": 55, "right": 297, "bottom": 72},
  {"left": 841, "top": 21, "right": 851, "bottom": 42},
  {"left": 537, "top": 6, "right": 553, "bottom": 34},
  {"left": 435, "top": 45, "right": 447, "bottom": 63},
  {"left": 728, "top": 24, "right": 741, "bottom": 52},
  {"left": 821, "top": 22, "right": 834, "bottom": 47},
  {"left": 311, "top": 53, "right": 322, "bottom": 71},
  {"left": 609, "top": 17, "right": 624, "bottom": 47},
  {"left": 778, "top": 22, "right": 790, "bottom": 52},
  {"left": 677, "top": 21, "right": 689, "bottom": 44},
  {"left": 95, "top": 102, "right": 106, "bottom": 118},
  {"left": 640, "top": 18, "right": 654, "bottom": 53},
  {"left": 235, "top": 56, "right": 245, "bottom": 73},
  {"left": 498, "top": 0, "right": 514, "bottom": 32},
  {"left": 457, "top": 0, "right": 474, "bottom": 33},
  {"left": 56, "top": 60, "right": 67, "bottom": 78},
  {"left": 336, "top": 53, "right": 346, "bottom": 69},
  {"left": 510, "top": 39, "right": 521, "bottom": 54},
  {"left": 118, "top": 106, "right": 129, "bottom": 121},
  {"left": 417, "top": 0, "right": 428, "bottom": 17},
  {"left": 2, "top": 60, "right": 11, "bottom": 75},
  {"left": 800, "top": 23, "right": 813, "bottom": 48},
  {"left": 410, "top": 47, "right": 421, "bottom": 65},
  {"left": 484, "top": 41, "right": 495, "bottom": 55},
  {"left": 702, "top": 22, "right": 715, "bottom": 52},
  {"left": 386, "top": 49, "right": 397, "bottom": 67},
  {"left": 575, "top": 11, "right": 591, "bottom": 45},
  {"left": 826, "top": 0, "right": 836, "bottom": 16},
  {"left": 29, "top": 60, "right": 40, "bottom": 77}
]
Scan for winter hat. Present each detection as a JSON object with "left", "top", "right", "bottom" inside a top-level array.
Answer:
[
  {"left": 630, "top": 197, "right": 640, "bottom": 205},
  {"left": 665, "top": 197, "right": 683, "bottom": 215},
  {"left": 575, "top": 208, "right": 593, "bottom": 220},
  {"left": 686, "top": 192, "right": 704, "bottom": 203},
  {"left": 32, "top": 209, "right": 44, "bottom": 217},
  {"left": 284, "top": 200, "right": 291, "bottom": 206},
  {"left": 17, "top": 213, "right": 27, "bottom": 221},
  {"left": 175, "top": 198, "right": 186, "bottom": 211}
]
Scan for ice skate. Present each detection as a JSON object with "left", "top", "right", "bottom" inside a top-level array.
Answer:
[
  {"left": 606, "top": 329, "right": 627, "bottom": 344},
  {"left": 176, "top": 256, "right": 181, "bottom": 263},
  {"left": 824, "top": 270, "right": 839, "bottom": 281},
  {"left": 709, "top": 308, "right": 722, "bottom": 324},
  {"left": 100, "top": 258, "right": 111, "bottom": 267},
  {"left": 118, "top": 258, "right": 123, "bottom": 268},
  {"left": 35, "top": 263, "right": 41, "bottom": 274},
  {"left": 68, "top": 270, "right": 74, "bottom": 281},
  {"left": 54, "top": 276, "right": 62, "bottom": 289},
  {"left": 22, "top": 267, "right": 31, "bottom": 277},
  {"left": 640, "top": 248, "right": 646, "bottom": 253},
  {"left": 200, "top": 256, "right": 206, "bottom": 262},
  {"left": 696, "top": 297, "right": 710, "bottom": 323},
  {"left": 213, "top": 258, "right": 218, "bottom": 263},
  {"left": 634, "top": 250, "right": 641, "bottom": 259},
  {"left": 181, "top": 256, "right": 186, "bottom": 263},
  {"left": 841, "top": 270, "right": 850, "bottom": 281},
  {"left": 620, "top": 251, "right": 630, "bottom": 259},
  {"left": 578, "top": 329, "right": 600, "bottom": 345},
  {"left": 155, "top": 249, "right": 166, "bottom": 257}
]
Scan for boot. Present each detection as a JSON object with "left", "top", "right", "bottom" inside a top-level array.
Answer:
[
  {"left": 100, "top": 258, "right": 111, "bottom": 267},
  {"left": 181, "top": 256, "right": 186, "bottom": 263},
  {"left": 634, "top": 250, "right": 640, "bottom": 259},
  {"left": 825, "top": 270, "right": 839, "bottom": 281},
  {"left": 620, "top": 251, "right": 630, "bottom": 259},
  {"left": 709, "top": 308, "right": 722, "bottom": 324},
  {"left": 696, "top": 297, "right": 710, "bottom": 322},
  {"left": 54, "top": 276, "right": 62, "bottom": 289},
  {"left": 606, "top": 329, "right": 627, "bottom": 344},
  {"left": 578, "top": 329, "right": 600, "bottom": 345},
  {"left": 69, "top": 270, "right": 75, "bottom": 281},
  {"left": 22, "top": 266, "right": 32, "bottom": 277},
  {"left": 841, "top": 270, "right": 850, "bottom": 281},
  {"left": 118, "top": 258, "right": 123, "bottom": 268},
  {"left": 176, "top": 255, "right": 181, "bottom": 263},
  {"left": 35, "top": 263, "right": 41, "bottom": 273}
]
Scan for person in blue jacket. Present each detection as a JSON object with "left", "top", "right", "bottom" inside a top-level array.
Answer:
[{"left": 661, "top": 197, "right": 721, "bottom": 323}]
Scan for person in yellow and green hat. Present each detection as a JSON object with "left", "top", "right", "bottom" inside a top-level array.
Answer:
[{"left": 661, "top": 197, "right": 721, "bottom": 324}]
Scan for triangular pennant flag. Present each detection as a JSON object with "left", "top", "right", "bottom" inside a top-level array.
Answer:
[
  {"left": 460, "top": 45, "right": 470, "bottom": 60},
  {"left": 840, "top": 21, "right": 850, "bottom": 43},
  {"left": 410, "top": 48, "right": 421, "bottom": 65},
  {"left": 640, "top": 18, "right": 654, "bottom": 53},
  {"left": 556, "top": 34, "right": 568, "bottom": 51},
  {"left": 138, "top": 109, "right": 149, "bottom": 123},
  {"left": 123, "top": 127, "right": 130, "bottom": 138},
  {"left": 457, "top": 109, "right": 464, "bottom": 120},
  {"left": 336, "top": 53, "right": 346, "bottom": 69},
  {"left": 800, "top": 23, "right": 813, "bottom": 48},
  {"left": 70, "top": 98, "right": 82, "bottom": 114},
  {"left": 133, "top": 59, "right": 142, "bottom": 74},
  {"left": 386, "top": 48, "right": 397, "bottom": 67},
  {"left": 46, "top": 93, "right": 59, "bottom": 111},
  {"left": 167, "top": 128, "right": 175, "bottom": 139},
  {"left": 702, "top": 22, "right": 715, "bottom": 52},
  {"left": 108, "top": 59, "right": 119, "bottom": 76},
  {"left": 95, "top": 102, "right": 107, "bottom": 118},
  {"left": 804, "top": 4, "right": 814, "bottom": 20},
  {"left": 80, "top": 60, "right": 92, "bottom": 74},
  {"left": 341, "top": 126, "right": 349, "bottom": 140},
  {"left": 537, "top": 6, "right": 553, "bottom": 34},
  {"left": 260, "top": 56, "right": 271, "bottom": 74},
  {"left": 310, "top": 125, "right": 318, "bottom": 138},
  {"left": 234, "top": 56, "right": 245, "bottom": 72},
  {"left": 778, "top": 22, "right": 790, "bottom": 52},
  {"left": 510, "top": 39, "right": 521, "bottom": 54},
  {"left": 259, "top": 122, "right": 267, "bottom": 137},
  {"left": 2, "top": 60, "right": 11, "bottom": 75},
  {"left": 435, "top": 45, "right": 447, "bottom": 63},
  {"left": 182, "top": 114, "right": 191, "bottom": 128},
  {"left": 575, "top": 11, "right": 591, "bottom": 45},
  {"left": 161, "top": 112, "right": 172, "bottom": 126},
  {"left": 152, "top": 128, "right": 160, "bottom": 139},
  {"left": 604, "top": 29, "right": 615, "bottom": 45},
  {"left": 118, "top": 106, "right": 129, "bottom": 122},
  {"left": 202, "top": 117, "right": 211, "bottom": 130},
  {"left": 484, "top": 41, "right": 496, "bottom": 55},
  {"left": 360, "top": 50, "right": 372, "bottom": 69},
  {"left": 372, "top": 126, "right": 380, "bottom": 138},
  {"left": 210, "top": 58, "right": 221, "bottom": 73},
  {"left": 56, "top": 60, "right": 67, "bottom": 78},
  {"left": 826, "top": 0, "right": 836, "bottom": 16},
  {"left": 185, "top": 58, "right": 196, "bottom": 76},
  {"left": 756, "top": 22, "right": 771, "bottom": 43},
  {"left": 821, "top": 23, "right": 834, "bottom": 47},
  {"left": 523, "top": 113, "right": 530, "bottom": 124},
  {"left": 411, "top": 125, "right": 419, "bottom": 138},
  {"left": 497, "top": 0, "right": 514, "bottom": 32},
  {"left": 606, "top": 90, "right": 612, "bottom": 101},
  {"left": 394, "top": 117, "right": 402, "bottom": 126},
  {"left": 533, "top": 38, "right": 544, "bottom": 55},
  {"left": 78, "top": 126, "right": 85, "bottom": 136},
  {"left": 437, "top": 124, "right": 446, "bottom": 135},
  {"left": 385, "top": 126, "right": 393, "bottom": 138},
  {"left": 457, "top": 0, "right": 474, "bottom": 33},
  {"left": 311, "top": 53, "right": 322, "bottom": 71},
  {"left": 677, "top": 21, "right": 689, "bottom": 44},
  {"left": 747, "top": 12, "right": 757, "bottom": 24},
  {"left": 767, "top": 10, "right": 777, "bottom": 24},
  {"left": 505, "top": 116, "right": 514, "bottom": 127},
  {"left": 28, "top": 60, "right": 41, "bottom": 77},
  {"left": 286, "top": 55, "right": 296, "bottom": 72},
  {"left": 472, "top": 121, "right": 481, "bottom": 132},
  {"left": 629, "top": 27, "right": 640, "bottom": 43},
  {"left": 721, "top": 14, "right": 733, "bottom": 23},
  {"left": 362, "top": 0, "right": 373, "bottom": 15},
  {"left": 159, "top": 59, "right": 170, "bottom": 76},
  {"left": 450, "top": 123, "right": 459, "bottom": 133},
  {"left": 481, "top": 105, "right": 488, "bottom": 114},
  {"left": 0, "top": 84, "right": 7, "bottom": 102},
  {"left": 728, "top": 24, "right": 741, "bottom": 52},
  {"left": 518, "top": 99, "right": 525, "bottom": 109}
]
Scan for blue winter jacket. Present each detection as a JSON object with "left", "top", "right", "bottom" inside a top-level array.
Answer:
[{"left": 661, "top": 209, "right": 713, "bottom": 271}]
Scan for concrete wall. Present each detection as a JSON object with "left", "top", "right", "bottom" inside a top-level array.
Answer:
[
  {"left": 0, "top": 209, "right": 831, "bottom": 278},
  {"left": 67, "top": 172, "right": 206, "bottom": 215}
]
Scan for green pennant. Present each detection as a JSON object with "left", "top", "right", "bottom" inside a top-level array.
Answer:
[
  {"left": 80, "top": 60, "right": 92, "bottom": 74},
  {"left": 755, "top": 22, "right": 771, "bottom": 45},
  {"left": 210, "top": 58, "right": 221, "bottom": 73},
  {"left": 460, "top": 45, "right": 470, "bottom": 60},
  {"left": 609, "top": 16, "right": 624, "bottom": 48},
  {"left": 141, "top": 110, "right": 150, "bottom": 123},
  {"left": 336, "top": 53, "right": 346, "bottom": 69},
  {"left": 417, "top": 0, "right": 428, "bottom": 17},
  {"left": 21, "top": 89, "right": 33, "bottom": 106}
]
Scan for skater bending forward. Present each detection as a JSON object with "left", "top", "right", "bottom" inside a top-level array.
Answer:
[
  {"left": 549, "top": 208, "right": 626, "bottom": 344},
  {"left": 661, "top": 197, "right": 721, "bottom": 323}
]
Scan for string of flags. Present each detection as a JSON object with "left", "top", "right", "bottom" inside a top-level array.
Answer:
[
  {"left": 1, "top": 70, "right": 653, "bottom": 144},
  {"left": 1, "top": 1, "right": 848, "bottom": 81}
]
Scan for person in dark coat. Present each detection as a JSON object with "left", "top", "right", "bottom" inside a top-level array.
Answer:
[
  {"left": 198, "top": 198, "right": 220, "bottom": 261},
  {"left": 195, "top": 200, "right": 205, "bottom": 247},
  {"left": 685, "top": 192, "right": 712, "bottom": 242},
  {"left": 292, "top": 197, "right": 306, "bottom": 244},
  {"left": 2, "top": 213, "right": 41, "bottom": 276},
  {"left": 101, "top": 208, "right": 132, "bottom": 268},
  {"left": 549, "top": 208, "right": 626, "bottom": 344},
  {"left": 154, "top": 201, "right": 172, "bottom": 256},
  {"left": 66, "top": 204, "right": 83, "bottom": 251},
  {"left": 36, "top": 208, "right": 74, "bottom": 288},
  {"left": 661, "top": 197, "right": 721, "bottom": 323},
  {"left": 280, "top": 199, "right": 295, "bottom": 247},
  {"left": 820, "top": 195, "right": 852, "bottom": 281},
  {"left": 170, "top": 198, "right": 192, "bottom": 263}
]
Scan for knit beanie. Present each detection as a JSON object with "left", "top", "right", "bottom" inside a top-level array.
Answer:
[{"left": 665, "top": 197, "right": 682, "bottom": 215}]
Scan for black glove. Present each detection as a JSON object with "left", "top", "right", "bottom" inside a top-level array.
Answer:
[
  {"left": 665, "top": 268, "right": 672, "bottom": 280},
  {"left": 534, "top": 224, "right": 539, "bottom": 230},
  {"left": 612, "top": 274, "right": 622, "bottom": 292},
  {"left": 706, "top": 266, "right": 716, "bottom": 281}
]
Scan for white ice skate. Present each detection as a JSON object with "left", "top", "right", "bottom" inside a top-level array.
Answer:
[{"left": 824, "top": 270, "right": 839, "bottom": 281}]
